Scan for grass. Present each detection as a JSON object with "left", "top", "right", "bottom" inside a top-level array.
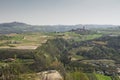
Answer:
[
  {"left": 19, "top": 73, "right": 39, "bottom": 80},
  {"left": 80, "top": 59, "right": 115, "bottom": 66},
  {"left": 64, "top": 32, "right": 102, "bottom": 41},
  {"left": 87, "top": 73, "right": 98, "bottom": 80},
  {"left": 72, "top": 55, "right": 84, "bottom": 60},
  {"left": 82, "top": 34, "right": 102, "bottom": 41},
  {"left": 65, "top": 71, "right": 89, "bottom": 80},
  {"left": 95, "top": 74, "right": 112, "bottom": 80}
]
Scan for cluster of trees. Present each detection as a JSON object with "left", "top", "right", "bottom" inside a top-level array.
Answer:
[
  {"left": 0, "top": 35, "right": 12, "bottom": 40},
  {"left": 0, "top": 60, "right": 30, "bottom": 80},
  {"left": 32, "top": 36, "right": 120, "bottom": 79},
  {"left": 33, "top": 38, "right": 70, "bottom": 71},
  {"left": 0, "top": 49, "right": 34, "bottom": 60},
  {"left": 71, "top": 36, "right": 120, "bottom": 61}
]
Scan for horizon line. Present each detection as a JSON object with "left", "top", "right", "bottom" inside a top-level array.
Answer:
[{"left": 0, "top": 21, "right": 119, "bottom": 26}]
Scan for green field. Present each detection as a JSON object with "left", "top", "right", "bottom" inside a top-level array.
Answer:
[
  {"left": 0, "top": 32, "right": 51, "bottom": 49},
  {"left": 0, "top": 32, "right": 102, "bottom": 49}
]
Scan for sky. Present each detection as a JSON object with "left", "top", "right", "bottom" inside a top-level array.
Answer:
[{"left": 0, "top": 0, "right": 120, "bottom": 25}]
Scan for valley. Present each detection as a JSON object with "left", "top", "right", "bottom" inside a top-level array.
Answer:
[{"left": 0, "top": 23, "right": 120, "bottom": 80}]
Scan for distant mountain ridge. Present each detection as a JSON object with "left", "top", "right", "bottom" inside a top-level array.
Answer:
[
  {"left": 0, "top": 22, "right": 31, "bottom": 27},
  {"left": 0, "top": 22, "right": 118, "bottom": 34}
]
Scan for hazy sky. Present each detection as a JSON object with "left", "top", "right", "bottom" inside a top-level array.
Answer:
[{"left": 0, "top": 0, "right": 120, "bottom": 25}]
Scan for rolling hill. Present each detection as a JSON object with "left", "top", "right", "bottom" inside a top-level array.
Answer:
[{"left": 0, "top": 22, "right": 119, "bottom": 34}]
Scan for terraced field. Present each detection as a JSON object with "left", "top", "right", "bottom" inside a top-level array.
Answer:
[
  {"left": 0, "top": 32, "right": 102, "bottom": 49},
  {"left": 0, "top": 33, "right": 51, "bottom": 49}
]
